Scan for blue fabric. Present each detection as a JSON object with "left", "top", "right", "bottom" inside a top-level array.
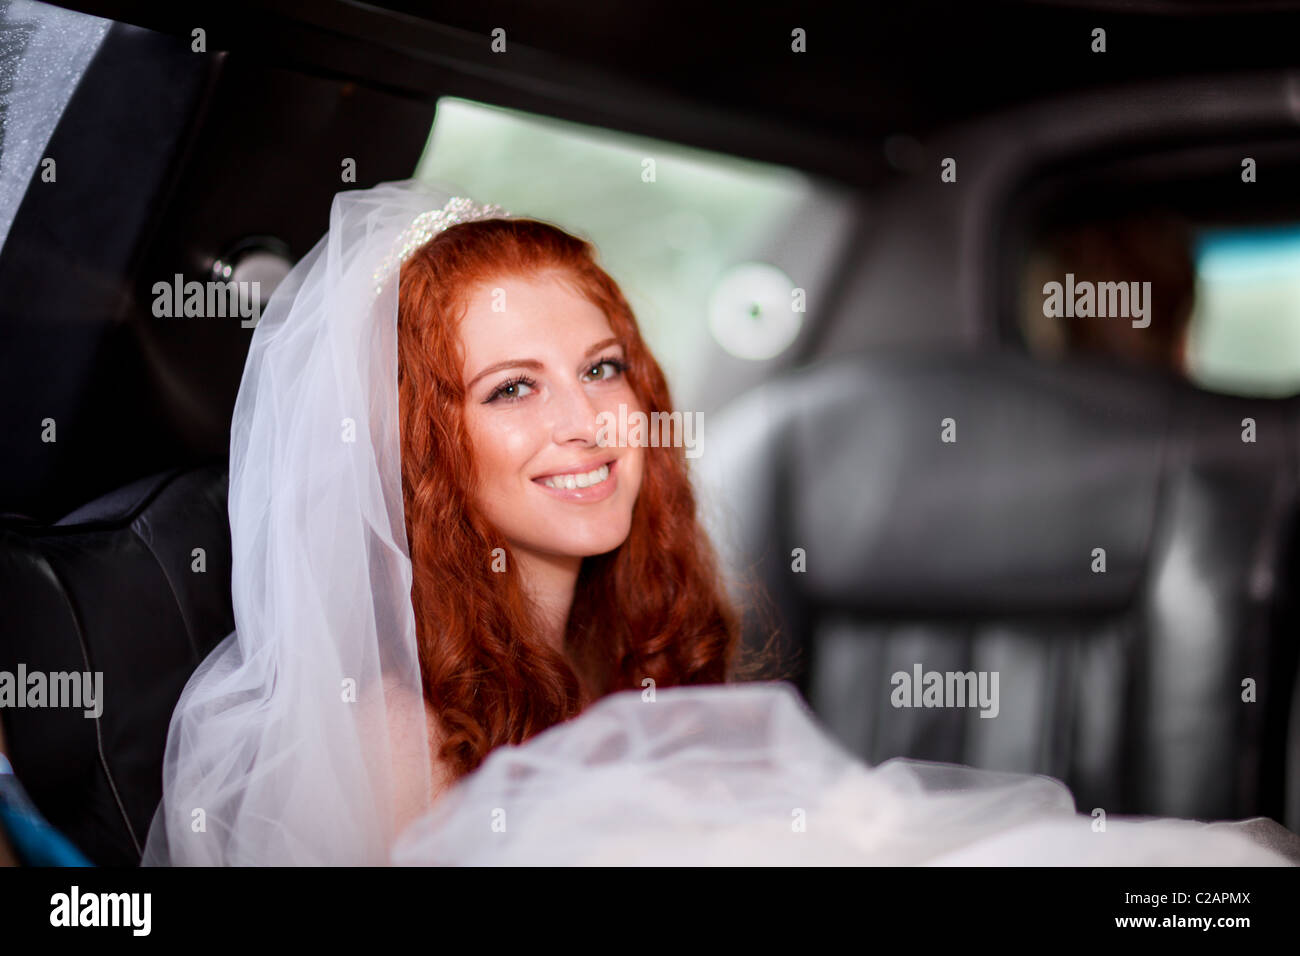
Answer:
[{"left": 0, "top": 754, "right": 93, "bottom": 867}]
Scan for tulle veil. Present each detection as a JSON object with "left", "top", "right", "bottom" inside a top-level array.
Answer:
[{"left": 142, "top": 180, "right": 448, "bottom": 865}]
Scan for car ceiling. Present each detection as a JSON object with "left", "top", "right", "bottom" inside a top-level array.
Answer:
[{"left": 59, "top": 0, "right": 1300, "bottom": 188}]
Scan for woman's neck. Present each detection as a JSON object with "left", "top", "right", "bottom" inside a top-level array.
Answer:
[
  {"left": 514, "top": 549, "right": 600, "bottom": 701},
  {"left": 516, "top": 549, "right": 580, "bottom": 652}
]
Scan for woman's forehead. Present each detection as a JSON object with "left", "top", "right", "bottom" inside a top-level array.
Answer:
[{"left": 458, "top": 278, "right": 615, "bottom": 374}]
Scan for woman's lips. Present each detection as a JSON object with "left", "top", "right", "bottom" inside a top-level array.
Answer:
[{"left": 531, "top": 458, "right": 618, "bottom": 503}]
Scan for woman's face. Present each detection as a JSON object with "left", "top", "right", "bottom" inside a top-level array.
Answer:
[{"left": 459, "top": 272, "right": 645, "bottom": 566}]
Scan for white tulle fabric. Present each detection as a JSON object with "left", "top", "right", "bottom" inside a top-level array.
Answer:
[
  {"left": 394, "top": 681, "right": 1290, "bottom": 866},
  {"left": 142, "top": 180, "right": 454, "bottom": 865},
  {"left": 142, "top": 178, "right": 1291, "bottom": 867}
]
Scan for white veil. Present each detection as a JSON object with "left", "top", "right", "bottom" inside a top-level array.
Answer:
[
  {"left": 143, "top": 179, "right": 465, "bottom": 865},
  {"left": 143, "top": 177, "right": 1296, "bottom": 868}
]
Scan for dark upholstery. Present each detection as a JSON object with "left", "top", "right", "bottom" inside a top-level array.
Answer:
[
  {"left": 0, "top": 464, "right": 233, "bottom": 865},
  {"left": 699, "top": 350, "right": 1300, "bottom": 827}
]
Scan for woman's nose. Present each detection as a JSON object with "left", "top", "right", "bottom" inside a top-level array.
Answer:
[{"left": 550, "top": 381, "right": 603, "bottom": 445}]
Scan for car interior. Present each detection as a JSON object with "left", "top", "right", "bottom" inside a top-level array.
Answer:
[{"left": 3, "top": 0, "right": 1300, "bottom": 865}]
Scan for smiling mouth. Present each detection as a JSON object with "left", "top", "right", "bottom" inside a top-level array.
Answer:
[{"left": 533, "top": 459, "right": 615, "bottom": 490}]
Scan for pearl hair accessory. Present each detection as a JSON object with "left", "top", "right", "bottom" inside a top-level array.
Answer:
[{"left": 373, "top": 195, "right": 511, "bottom": 295}]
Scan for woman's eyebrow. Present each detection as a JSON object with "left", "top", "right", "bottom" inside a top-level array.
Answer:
[
  {"left": 466, "top": 337, "right": 623, "bottom": 390},
  {"left": 467, "top": 358, "right": 542, "bottom": 391},
  {"left": 583, "top": 336, "right": 622, "bottom": 359}
]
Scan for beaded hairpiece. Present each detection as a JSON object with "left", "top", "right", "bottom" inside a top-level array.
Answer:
[{"left": 373, "top": 195, "right": 510, "bottom": 295}]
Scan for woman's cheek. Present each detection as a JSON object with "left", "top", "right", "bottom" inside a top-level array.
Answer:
[{"left": 481, "top": 414, "right": 534, "bottom": 470}]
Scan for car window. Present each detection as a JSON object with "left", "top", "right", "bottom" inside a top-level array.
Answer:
[
  {"left": 1018, "top": 210, "right": 1300, "bottom": 398},
  {"left": 0, "top": 0, "right": 110, "bottom": 251},
  {"left": 1188, "top": 223, "right": 1300, "bottom": 398},
  {"left": 414, "top": 96, "right": 850, "bottom": 411}
]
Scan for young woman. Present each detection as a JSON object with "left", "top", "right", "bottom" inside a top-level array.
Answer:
[
  {"left": 391, "top": 207, "right": 762, "bottom": 823},
  {"left": 142, "top": 181, "right": 773, "bottom": 866}
]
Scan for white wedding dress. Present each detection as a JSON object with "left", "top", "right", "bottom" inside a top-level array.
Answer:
[{"left": 391, "top": 680, "right": 1295, "bottom": 866}]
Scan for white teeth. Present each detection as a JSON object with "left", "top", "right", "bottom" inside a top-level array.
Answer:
[{"left": 542, "top": 463, "right": 610, "bottom": 490}]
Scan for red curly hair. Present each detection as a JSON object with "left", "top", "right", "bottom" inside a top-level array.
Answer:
[{"left": 396, "top": 216, "right": 756, "bottom": 781}]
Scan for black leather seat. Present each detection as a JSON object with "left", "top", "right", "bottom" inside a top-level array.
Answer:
[
  {"left": 0, "top": 464, "right": 232, "bottom": 865},
  {"left": 697, "top": 349, "right": 1300, "bottom": 827}
]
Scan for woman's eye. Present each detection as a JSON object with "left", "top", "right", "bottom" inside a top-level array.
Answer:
[
  {"left": 486, "top": 377, "right": 536, "bottom": 403},
  {"left": 584, "top": 358, "right": 627, "bottom": 382}
]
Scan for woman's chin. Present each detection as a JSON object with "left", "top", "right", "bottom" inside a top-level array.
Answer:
[
  {"left": 532, "top": 531, "right": 630, "bottom": 560},
  {"left": 571, "top": 539, "right": 628, "bottom": 559}
]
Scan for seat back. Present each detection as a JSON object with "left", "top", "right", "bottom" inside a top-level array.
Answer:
[
  {"left": 697, "top": 350, "right": 1300, "bottom": 824},
  {"left": 0, "top": 464, "right": 233, "bottom": 864}
]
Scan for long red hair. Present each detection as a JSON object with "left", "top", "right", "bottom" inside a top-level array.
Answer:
[{"left": 397, "top": 216, "right": 763, "bottom": 780}]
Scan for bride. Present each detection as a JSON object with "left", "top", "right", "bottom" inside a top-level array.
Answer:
[{"left": 142, "top": 180, "right": 1295, "bottom": 866}]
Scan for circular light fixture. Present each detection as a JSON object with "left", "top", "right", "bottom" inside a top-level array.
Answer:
[
  {"left": 210, "top": 236, "right": 293, "bottom": 318},
  {"left": 707, "top": 261, "right": 801, "bottom": 361}
]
